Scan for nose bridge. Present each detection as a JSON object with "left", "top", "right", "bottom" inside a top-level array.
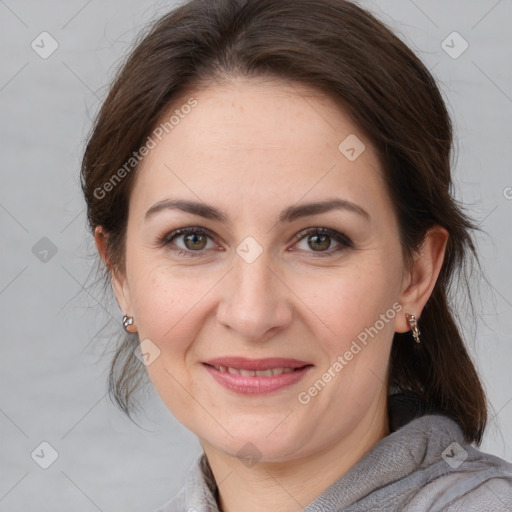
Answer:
[
  {"left": 217, "top": 244, "right": 291, "bottom": 339},
  {"left": 237, "top": 249, "right": 274, "bottom": 300}
]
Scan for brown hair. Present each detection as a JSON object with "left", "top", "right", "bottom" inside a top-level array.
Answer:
[{"left": 81, "top": 0, "right": 487, "bottom": 443}]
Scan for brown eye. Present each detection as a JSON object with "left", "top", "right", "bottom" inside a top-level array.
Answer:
[
  {"left": 161, "top": 227, "right": 217, "bottom": 256},
  {"left": 294, "top": 227, "right": 353, "bottom": 256},
  {"left": 307, "top": 234, "right": 332, "bottom": 251},
  {"left": 183, "top": 232, "right": 208, "bottom": 250}
]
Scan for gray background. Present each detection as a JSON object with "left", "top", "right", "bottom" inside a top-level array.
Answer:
[{"left": 1, "top": 0, "right": 511, "bottom": 510}]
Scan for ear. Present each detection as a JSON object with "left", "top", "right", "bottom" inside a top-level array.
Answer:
[
  {"left": 94, "top": 226, "right": 137, "bottom": 333},
  {"left": 395, "top": 226, "right": 449, "bottom": 333}
]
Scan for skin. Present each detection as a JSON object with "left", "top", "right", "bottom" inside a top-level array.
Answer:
[{"left": 95, "top": 78, "right": 448, "bottom": 512}]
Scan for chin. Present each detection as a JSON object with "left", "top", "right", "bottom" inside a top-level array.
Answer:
[{"left": 201, "top": 425, "right": 309, "bottom": 464}]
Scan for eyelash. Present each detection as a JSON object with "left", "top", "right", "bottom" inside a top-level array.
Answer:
[{"left": 158, "top": 226, "right": 353, "bottom": 258}]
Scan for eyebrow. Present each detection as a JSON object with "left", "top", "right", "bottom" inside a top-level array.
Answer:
[{"left": 144, "top": 198, "right": 370, "bottom": 223}]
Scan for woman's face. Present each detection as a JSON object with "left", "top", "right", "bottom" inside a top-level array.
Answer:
[{"left": 113, "top": 78, "right": 412, "bottom": 462}]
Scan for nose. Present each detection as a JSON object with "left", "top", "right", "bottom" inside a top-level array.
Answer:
[{"left": 216, "top": 249, "right": 293, "bottom": 341}]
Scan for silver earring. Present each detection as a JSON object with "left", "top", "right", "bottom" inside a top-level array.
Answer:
[
  {"left": 405, "top": 313, "right": 420, "bottom": 344},
  {"left": 122, "top": 314, "right": 134, "bottom": 332}
]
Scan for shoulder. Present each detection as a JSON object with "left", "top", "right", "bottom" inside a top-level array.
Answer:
[
  {"left": 438, "top": 474, "right": 512, "bottom": 511},
  {"left": 406, "top": 456, "right": 512, "bottom": 511},
  {"left": 402, "top": 431, "right": 512, "bottom": 511},
  {"left": 340, "top": 412, "right": 512, "bottom": 512}
]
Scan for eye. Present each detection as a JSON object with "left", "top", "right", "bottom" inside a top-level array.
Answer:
[
  {"left": 293, "top": 227, "right": 353, "bottom": 256},
  {"left": 158, "top": 226, "right": 353, "bottom": 258},
  {"left": 160, "top": 227, "right": 219, "bottom": 256}
]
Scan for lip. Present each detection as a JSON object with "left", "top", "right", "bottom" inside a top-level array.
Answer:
[
  {"left": 202, "top": 357, "right": 313, "bottom": 395},
  {"left": 203, "top": 357, "right": 311, "bottom": 370}
]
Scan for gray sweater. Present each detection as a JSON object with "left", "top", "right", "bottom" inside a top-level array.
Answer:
[{"left": 155, "top": 406, "right": 512, "bottom": 511}]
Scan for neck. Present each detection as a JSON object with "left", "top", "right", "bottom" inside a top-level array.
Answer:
[{"left": 201, "top": 395, "right": 390, "bottom": 512}]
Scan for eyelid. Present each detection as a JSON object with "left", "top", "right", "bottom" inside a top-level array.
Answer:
[
  {"left": 158, "top": 226, "right": 220, "bottom": 250},
  {"left": 290, "top": 227, "right": 353, "bottom": 258},
  {"left": 292, "top": 227, "right": 353, "bottom": 249}
]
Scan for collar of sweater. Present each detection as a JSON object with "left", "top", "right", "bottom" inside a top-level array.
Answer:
[{"left": 171, "top": 396, "right": 511, "bottom": 511}]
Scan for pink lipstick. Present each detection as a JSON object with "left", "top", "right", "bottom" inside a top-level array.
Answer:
[{"left": 203, "top": 357, "right": 313, "bottom": 394}]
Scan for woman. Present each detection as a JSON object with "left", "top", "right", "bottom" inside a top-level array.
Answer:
[{"left": 81, "top": 0, "right": 512, "bottom": 510}]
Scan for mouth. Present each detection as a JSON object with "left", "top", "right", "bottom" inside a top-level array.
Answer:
[
  {"left": 208, "top": 365, "right": 297, "bottom": 377},
  {"left": 202, "top": 357, "right": 313, "bottom": 394}
]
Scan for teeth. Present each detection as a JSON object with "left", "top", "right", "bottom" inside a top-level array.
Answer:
[
  {"left": 272, "top": 367, "right": 297, "bottom": 375},
  {"left": 255, "top": 369, "right": 272, "bottom": 377},
  {"left": 213, "top": 365, "right": 298, "bottom": 376}
]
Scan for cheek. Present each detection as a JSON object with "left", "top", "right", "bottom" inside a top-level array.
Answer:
[
  {"left": 127, "top": 257, "right": 217, "bottom": 342},
  {"left": 294, "top": 258, "right": 401, "bottom": 343},
  {"left": 126, "top": 263, "right": 212, "bottom": 423}
]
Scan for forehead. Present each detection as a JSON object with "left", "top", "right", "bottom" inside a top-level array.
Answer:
[{"left": 131, "top": 78, "right": 389, "bottom": 221}]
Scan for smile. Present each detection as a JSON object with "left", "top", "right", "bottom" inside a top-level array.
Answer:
[
  {"left": 202, "top": 358, "right": 313, "bottom": 394},
  {"left": 210, "top": 366, "right": 296, "bottom": 376}
]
